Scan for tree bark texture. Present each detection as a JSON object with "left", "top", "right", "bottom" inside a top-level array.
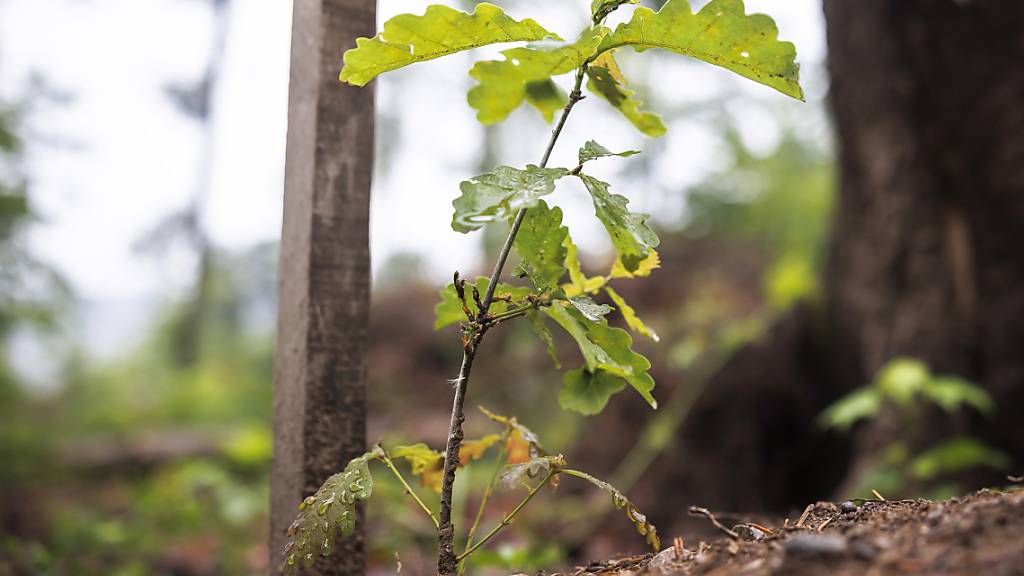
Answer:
[
  {"left": 270, "top": 0, "right": 375, "bottom": 573},
  {"left": 823, "top": 0, "right": 1024, "bottom": 491},
  {"left": 650, "top": 0, "right": 1024, "bottom": 518}
]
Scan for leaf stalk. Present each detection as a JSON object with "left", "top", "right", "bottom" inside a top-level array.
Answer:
[
  {"left": 379, "top": 446, "right": 440, "bottom": 528},
  {"left": 456, "top": 470, "right": 558, "bottom": 563}
]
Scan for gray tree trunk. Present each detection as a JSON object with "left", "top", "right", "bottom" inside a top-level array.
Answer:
[{"left": 270, "top": 0, "right": 375, "bottom": 573}]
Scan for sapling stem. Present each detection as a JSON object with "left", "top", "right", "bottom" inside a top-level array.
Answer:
[{"left": 436, "top": 65, "right": 589, "bottom": 576}]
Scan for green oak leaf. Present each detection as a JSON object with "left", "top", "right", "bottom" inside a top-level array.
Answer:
[
  {"left": 514, "top": 200, "right": 569, "bottom": 290},
  {"left": 596, "top": 0, "right": 804, "bottom": 100},
  {"left": 527, "top": 310, "right": 561, "bottom": 369},
  {"left": 284, "top": 448, "right": 381, "bottom": 567},
  {"left": 525, "top": 80, "right": 568, "bottom": 123},
  {"left": 605, "top": 287, "right": 659, "bottom": 341},
  {"left": 586, "top": 51, "right": 667, "bottom": 137},
  {"left": 560, "top": 368, "right": 625, "bottom": 415},
  {"left": 433, "top": 278, "right": 532, "bottom": 330},
  {"left": 340, "top": 3, "right": 554, "bottom": 86},
  {"left": 587, "top": 319, "right": 657, "bottom": 408},
  {"left": 434, "top": 284, "right": 468, "bottom": 330},
  {"left": 578, "top": 140, "right": 641, "bottom": 165},
  {"left": 543, "top": 303, "right": 657, "bottom": 409},
  {"left": 569, "top": 295, "right": 613, "bottom": 321},
  {"left": 452, "top": 166, "right": 570, "bottom": 233},
  {"left": 468, "top": 27, "right": 608, "bottom": 124},
  {"left": 543, "top": 303, "right": 609, "bottom": 371},
  {"left": 578, "top": 173, "right": 659, "bottom": 272}
]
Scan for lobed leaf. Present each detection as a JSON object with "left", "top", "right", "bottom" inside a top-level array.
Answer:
[
  {"left": 560, "top": 368, "right": 625, "bottom": 415},
  {"left": 610, "top": 250, "right": 661, "bottom": 279},
  {"left": 284, "top": 448, "right": 381, "bottom": 568},
  {"left": 577, "top": 139, "right": 641, "bottom": 165},
  {"left": 525, "top": 79, "right": 568, "bottom": 123},
  {"left": 563, "top": 235, "right": 588, "bottom": 294},
  {"left": 500, "top": 455, "right": 564, "bottom": 489},
  {"left": 460, "top": 433, "right": 504, "bottom": 462},
  {"left": 596, "top": 0, "right": 803, "bottom": 100},
  {"left": 340, "top": 3, "right": 553, "bottom": 86},
  {"left": 586, "top": 52, "right": 667, "bottom": 137},
  {"left": 514, "top": 200, "right": 570, "bottom": 291},
  {"left": 452, "top": 166, "right": 570, "bottom": 233},
  {"left": 564, "top": 469, "right": 660, "bottom": 551},
  {"left": 479, "top": 406, "right": 545, "bottom": 462},
  {"left": 569, "top": 295, "right": 613, "bottom": 321},
  {"left": 527, "top": 310, "right": 561, "bottom": 369},
  {"left": 579, "top": 173, "right": 660, "bottom": 272},
  {"left": 543, "top": 303, "right": 657, "bottom": 410},
  {"left": 392, "top": 443, "right": 445, "bottom": 493},
  {"left": 605, "top": 287, "right": 659, "bottom": 341},
  {"left": 468, "top": 27, "right": 608, "bottom": 124}
]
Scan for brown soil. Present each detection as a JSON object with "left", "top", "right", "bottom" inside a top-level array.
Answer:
[{"left": 549, "top": 488, "right": 1024, "bottom": 576}]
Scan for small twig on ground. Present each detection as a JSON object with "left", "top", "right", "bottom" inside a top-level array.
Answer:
[
  {"left": 748, "top": 522, "right": 774, "bottom": 535},
  {"left": 817, "top": 517, "right": 835, "bottom": 533},
  {"left": 688, "top": 506, "right": 740, "bottom": 540},
  {"left": 872, "top": 489, "right": 886, "bottom": 501},
  {"left": 796, "top": 504, "right": 815, "bottom": 528}
]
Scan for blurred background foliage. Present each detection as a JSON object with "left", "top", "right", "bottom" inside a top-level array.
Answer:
[{"left": 1, "top": 74, "right": 840, "bottom": 572}]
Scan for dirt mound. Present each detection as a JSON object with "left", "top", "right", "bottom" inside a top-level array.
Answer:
[{"left": 556, "top": 487, "right": 1024, "bottom": 576}]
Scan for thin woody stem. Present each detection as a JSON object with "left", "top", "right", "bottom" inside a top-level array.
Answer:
[
  {"left": 379, "top": 448, "right": 439, "bottom": 528},
  {"left": 436, "top": 65, "right": 589, "bottom": 576},
  {"left": 456, "top": 470, "right": 559, "bottom": 563}
]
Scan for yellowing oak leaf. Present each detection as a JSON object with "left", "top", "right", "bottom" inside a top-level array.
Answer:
[
  {"left": 586, "top": 52, "right": 667, "bottom": 137},
  {"left": 469, "top": 27, "right": 608, "bottom": 124},
  {"left": 596, "top": 0, "right": 803, "bottom": 100},
  {"left": 341, "top": 3, "right": 554, "bottom": 86},
  {"left": 459, "top": 434, "right": 503, "bottom": 462}
]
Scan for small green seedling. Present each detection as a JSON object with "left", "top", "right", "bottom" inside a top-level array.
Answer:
[
  {"left": 820, "top": 357, "right": 1010, "bottom": 498},
  {"left": 286, "top": 1, "right": 803, "bottom": 573}
]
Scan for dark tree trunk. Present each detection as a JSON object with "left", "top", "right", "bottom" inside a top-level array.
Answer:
[
  {"left": 653, "top": 0, "right": 1024, "bottom": 520},
  {"left": 822, "top": 0, "right": 1024, "bottom": 492},
  {"left": 269, "top": 0, "right": 375, "bottom": 573}
]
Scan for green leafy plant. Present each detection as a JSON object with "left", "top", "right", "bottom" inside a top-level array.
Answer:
[
  {"left": 820, "top": 357, "right": 1010, "bottom": 498},
  {"left": 287, "top": 1, "right": 802, "bottom": 573}
]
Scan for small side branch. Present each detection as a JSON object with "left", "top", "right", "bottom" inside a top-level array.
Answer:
[
  {"left": 457, "top": 470, "right": 558, "bottom": 563},
  {"left": 379, "top": 447, "right": 439, "bottom": 528}
]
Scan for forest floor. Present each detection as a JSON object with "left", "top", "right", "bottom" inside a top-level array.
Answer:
[{"left": 547, "top": 486, "right": 1024, "bottom": 576}]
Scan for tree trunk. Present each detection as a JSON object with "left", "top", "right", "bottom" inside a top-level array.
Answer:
[
  {"left": 269, "top": 0, "right": 375, "bottom": 573},
  {"left": 653, "top": 0, "right": 1024, "bottom": 518},
  {"left": 823, "top": 0, "right": 1024, "bottom": 492}
]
